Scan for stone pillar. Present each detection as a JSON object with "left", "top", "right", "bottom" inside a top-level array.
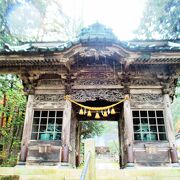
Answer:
[
  {"left": 124, "top": 94, "right": 134, "bottom": 165},
  {"left": 61, "top": 99, "right": 72, "bottom": 163},
  {"left": 20, "top": 95, "right": 34, "bottom": 163},
  {"left": 84, "top": 139, "right": 96, "bottom": 180},
  {"left": 164, "top": 94, "right": 178, "bottom": 163}
]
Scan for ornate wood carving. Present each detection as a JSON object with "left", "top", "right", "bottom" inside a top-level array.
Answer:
[
  {"left": 34, "top": 94, "right": 64, "bottom": 102},
  {"left": 66, "top": 46, "right": 126, "bottom": 60},
  {"left": 73, "top": 66, "right": 121, "bottom": 86},
  {"left": 70, "top": 89, "right": 123, "bottom": 102},
  {"left": 20, "top": 73, "right": 39, "bottom": 95},
  {"left": 74, "top": 79, "right": 120, "bottom": 86},
  {"left": 130, "top": 78, "right": 160, "bottom": 86},
  {"left": 131, "top": 93, "right": 163, "bottom": 107},
  {"left": 158, "top": 74, "right": 177, "bottom": 98},
  {"left": 33, "top": 94, "right": 65, "bottom": 108}
]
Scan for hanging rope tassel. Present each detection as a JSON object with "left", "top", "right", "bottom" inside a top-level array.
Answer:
[
  {"left": 79, "top": 108, "right": 84, "bottom": 115},
  {"left": 87, "top": 110, "right": 92, "bottom": 117},
  {"left": 95, "top": 112, "right": 100, "bottom": 119},
  {"left": 103, "top": 111, "right": 108, "bottom": 117},
  {"left": 65, "top": 95, "right": 126, "bottom": 119},
  {"left": 111, "top": 108, "right": 116, "bottom": 115}
]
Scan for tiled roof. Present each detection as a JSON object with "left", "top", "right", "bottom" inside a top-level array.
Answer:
[{"left": 0, "top": 23, "right": 180, "bottom": 54}]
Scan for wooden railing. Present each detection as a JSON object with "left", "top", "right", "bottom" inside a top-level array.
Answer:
[{"left": 80, "top": 139, "right": 96, "bottom": 180}]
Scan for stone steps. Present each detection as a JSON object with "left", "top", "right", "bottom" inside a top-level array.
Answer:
[
  {"left": 0, "top": 167, "right": 180, "bottom": 180},
  {"left": 96, "top": 168, "right": 180, "bottom": 180}
]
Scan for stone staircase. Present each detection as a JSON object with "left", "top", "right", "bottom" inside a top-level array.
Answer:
[
  {"left": 0, "top": 166, "right": 180, "bottom": 180},
  {"left": 0, "top": 167, "right": 80, "bottom": 180},
  {"left": 1, "top": 140, "right": 180, "bottom": 179},
  {"left": 96, "top": 168, "right": 180, "bottom": 180}
]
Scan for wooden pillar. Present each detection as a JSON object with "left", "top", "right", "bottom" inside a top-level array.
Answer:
[
  {"left": 62, "top": 99, "right": 72, "bottom": 162},
  {"left": 20, "top": 95, "right": 34, "bottom": 162},
  {"left": 76, "top": 122, "right": 81, "bottom": 166},
  {"left": 69, "top": 109, "right": 77, "bottom": 167},
  {"left": 164, "top": 94, "right": 178, "bottom": 163},
  {"left": 124, "top": 94, "right": 134, "bottom": 165}
]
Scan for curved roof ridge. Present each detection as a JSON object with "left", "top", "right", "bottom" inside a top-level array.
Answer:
[{"left": 0, "top": 23, "right": 180, "bottom": 53}]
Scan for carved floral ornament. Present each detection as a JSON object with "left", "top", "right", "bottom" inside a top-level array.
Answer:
[
  {"left": 70, "top": 89, "right": 124, "bottom": 102},
  {"left": 130, "top": 93, "right": 164, "bottom": 107}
]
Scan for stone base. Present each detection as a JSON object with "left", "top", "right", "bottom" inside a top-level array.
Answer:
[
  {"left": 126, "top": 163, "right": 135, "bottom": 168},
  {"left": 16, "top": 161, "right": 26, "bottom": 166},
  {"left": 170, "top": 163, "right": 180, "bottom": 167}
]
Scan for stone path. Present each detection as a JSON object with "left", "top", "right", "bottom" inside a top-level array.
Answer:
[{"left": 96, "top": 154, "right": 119, "bottom": 169}]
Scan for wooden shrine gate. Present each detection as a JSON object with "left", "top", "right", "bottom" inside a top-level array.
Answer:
[{"left": 0, "top": 23, "right": 179, "bottom": 167}]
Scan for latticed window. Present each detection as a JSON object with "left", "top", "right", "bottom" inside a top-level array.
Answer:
[
  {"left": 133, "top": 110, "right": 166, "bottom": 141},
  {"left": 31, "top": 110, "right": 63, "bottom": 141}
]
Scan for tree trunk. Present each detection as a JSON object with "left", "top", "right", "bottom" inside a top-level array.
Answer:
[{"left": 1, "top": 93, "right": 7, "bottom": 127}]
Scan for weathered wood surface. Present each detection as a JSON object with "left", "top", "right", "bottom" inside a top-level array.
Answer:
[
  {"left": 134, "top": 150, "right": 170, "bottom": 165},
  {"left": 62, "top": 100, "right": 72, "bottom": 146},
  {"left": 163, "top": 94, "right": 176, "bottom": 147},
  {"left": 69, "top": 109, "right": 77, "bottom": 167},
  {"left": 123, "top": 94, "right": 134, "bottom": 164},
  {"left": 163, "top": 94, "right": 178, "bottom": 163},
  {"left": 20, "top": 95, "right": 34, "bottom": 162}
]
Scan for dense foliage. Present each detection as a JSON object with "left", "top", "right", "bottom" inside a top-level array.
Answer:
[
  {"left": 136, "top": 0, "right": 180, "bottom": 132},
  {"left": 0, "top": 75, "right": 26, "bottom": 166},
  {"left": 0, "top": 0, "right": 82, "bottom": 48},
  {"left": 0, "top": 0, "right": 18, "bottom": 47},
  {"left": 80, "top": 121, "right": 104, "bottom": 139},
  {"left": 135, "top": 0, "right": 180, "bottom": 39}
]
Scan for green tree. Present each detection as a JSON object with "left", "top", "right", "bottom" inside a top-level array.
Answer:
[
  {"left": 135, "top": 0, "right": 180, "bottom": 39},
  {"left": 135, "top": 0, "right": 180, "bottom": 133},
  {"left": 0, "top": 0, "right": 18, "bottom": 48},
  {"left": 0, "top": 75, "right": 26, "bottom": 166},
  {"left": 0, "top": 0, "right": 83, "bottom": 44},
  {"left": 80, "top": 121, "right": 104, "bottom": 139}
]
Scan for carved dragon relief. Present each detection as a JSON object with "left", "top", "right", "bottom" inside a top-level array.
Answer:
[
  {"left": 130, "top": 94, "right": 164, "bottom": 108},
  {"left": 70, "top": 89, "right": 123, "bottom": 102}
]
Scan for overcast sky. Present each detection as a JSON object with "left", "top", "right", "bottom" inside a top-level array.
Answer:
[
  {"left": 7, "top": 0, "right": 146, "bottom": 40},
  {"left": 62, "top": 0, "right": 145, "bottom": 40}
]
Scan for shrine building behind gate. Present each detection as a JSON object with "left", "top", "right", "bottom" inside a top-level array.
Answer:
[{"left": 0, "top": 23, "right": 180, "bottom": 167}]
